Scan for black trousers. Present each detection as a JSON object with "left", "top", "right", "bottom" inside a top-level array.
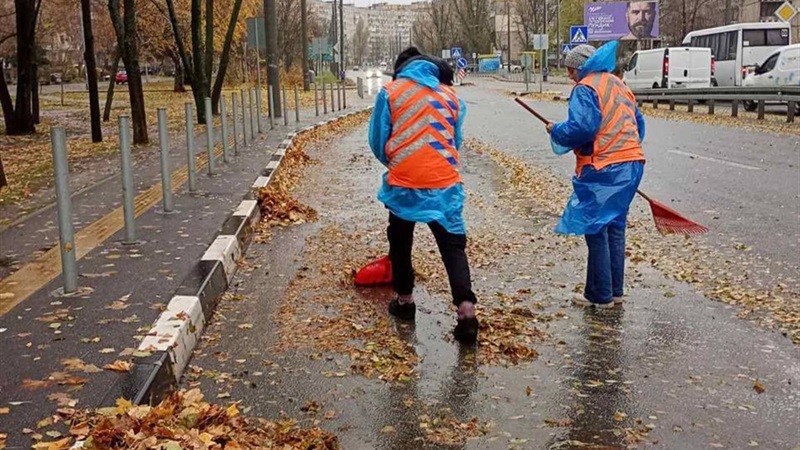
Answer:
[{"left": 387, "top": 213, "right": 477, "bottom": 306}]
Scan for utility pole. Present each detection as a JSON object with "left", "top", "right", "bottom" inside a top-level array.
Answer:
[
  {"left": 301, "top": 0, "right": 310, "bottom": 90},
  {"left": 331, "top": 0, "right": 338, "bottom": 75},
  {"left": 264, "top": 0, "right": 282, "bottom": 117},
  {"left": 507, "top": 1, "right": 512, "bottom": 71},
  {"left": 339, "top": 0, "right": 345, "bottom": 76},
  {"left": 556, "top": 0, "right": 561, "bottom": 69},
  {"left": 544, "top": 0, "right": 548, "bottom": 72}
]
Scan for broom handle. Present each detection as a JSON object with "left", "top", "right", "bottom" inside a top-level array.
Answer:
[
  {"left": 514, "top": 98, "right": 551, "bottom": 125},
  {"left": 514, "top": 98, "right": 654, "bottom": 204}
]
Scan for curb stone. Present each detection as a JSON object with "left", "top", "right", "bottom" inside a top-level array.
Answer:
[{"left": 124, "top": 107, "right": 374, "bottom": 406}]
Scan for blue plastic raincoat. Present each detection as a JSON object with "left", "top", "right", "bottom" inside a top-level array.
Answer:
[
  {"left": 368, "top": 60, "right": 468, "bottom": 235},
  {"left": 550, "top": 41, "right": 646, "bottom": 236}
]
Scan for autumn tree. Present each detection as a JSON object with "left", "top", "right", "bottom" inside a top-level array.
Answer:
[
  {"left": 451, "top": 0, "right": 494, "bottom": 54},
  {"left": 412, "top": 0, "right": 456, "bottom": 55},
  {"left": 352, "top": 17, "right": 369, "bottom": 66},
  {"left": 164, "top": 0, "right": 246, "bottom": 121}
]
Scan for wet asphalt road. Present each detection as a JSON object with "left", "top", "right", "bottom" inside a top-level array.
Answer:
[{"left": 183, "top": 110, "right": 800, "bottom": 449}]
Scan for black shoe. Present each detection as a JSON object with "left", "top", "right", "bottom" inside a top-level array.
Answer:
[
  {"left": 388, "top": 297, "right": 416, "bottom": 321},
  {"left": 453, "top": 317, "right": 479, "bottom": 344}
]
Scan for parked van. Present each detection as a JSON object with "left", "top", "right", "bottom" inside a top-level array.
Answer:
[
  {"left": 742, "top": 43, "right": 800, "bottom": 111},
  {"left": 623, "top": 47, "right": 712, "bottom": 90}
]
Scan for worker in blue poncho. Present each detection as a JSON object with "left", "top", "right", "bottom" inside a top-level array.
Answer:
[
  {"left": 546, "top": 42, "right": 646, "bottom": 309},
  {"left": 368, "top": 47, "right": 479, "bottom": 344}
]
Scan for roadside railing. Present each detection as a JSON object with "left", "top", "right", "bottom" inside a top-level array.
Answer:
[{"left": 632, "top": 86, "right": 800, "bottom": 123}]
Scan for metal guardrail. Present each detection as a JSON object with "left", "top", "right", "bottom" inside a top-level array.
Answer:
[{"left": 632, "top": 86, "right": 800, "bottom": 123}]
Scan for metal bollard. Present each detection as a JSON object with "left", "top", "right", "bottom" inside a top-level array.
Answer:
[
  {"left": 231, "top": 93, "right": 239, "bottom": 156},
  {"left": 118, "top": 116, "right": 136, "bottom": 244},
  {"left": 51, "top": 126, "right": 77, "bottom": 294},
  {"left": 220, "top": 97, "right": 230, "bottom": 163},
  {"left": 282, "top": 85, "right": 288, "bottom": 126},
  {"left": 294, "top": 85, "right": 300, "bottom": 123},
  {"left": 256, "top": 88, "right": 264, "bottom": 134},
  {"left": 314, "top": 82, "right": 319, "bottom": 116},
  {"left": 249, "top": 88, "right": 256, "bottom": 140},
  {"left": 185, "top": 103, "right": 197, "bottom": 192},
  {"left": 342, "top": 80, "right": 347, "bottom": 109},
  {"left": 268, "top": 86, "right": 275, "bottom": 129},
  {"left": 322, "top": 81, "right": 328, "bottom": 114},
  {"left": 331, "top": 81, "right": 335, "bottom": 111},
  {"left": 205, "top": 97, "right": 215, "bottom": 175},
  {"left": 241, "top": 89, "right": 249, "bottom": 146},
  {"left": 337, "top": 82, "right": 342, "bottom": 111},
  {"left": 157, "top": 108, "right": 173, "bottom": 212},
  {"left": 357, "top": 78, "right": 363, "bottom": 99}
]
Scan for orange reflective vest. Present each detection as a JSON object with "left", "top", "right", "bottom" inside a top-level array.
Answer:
[
  {"left": 384, "top": 78, "right": 462, "bottom": 189},
  {"left": 574, "top": 72, "right": 645, "bottom": 176}
]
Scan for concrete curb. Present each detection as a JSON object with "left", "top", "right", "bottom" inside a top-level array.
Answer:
[{"left": 125, "top": 107, "right": 374, "bottom": 405}]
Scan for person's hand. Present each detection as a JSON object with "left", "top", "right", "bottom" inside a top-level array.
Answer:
[{"left": 546, "top": 122, "right": 554, "bottom": 134}]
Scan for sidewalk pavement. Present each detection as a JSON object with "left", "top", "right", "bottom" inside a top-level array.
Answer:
[{"left": 0, "top": 91, "right": 373, "bottom": 448}]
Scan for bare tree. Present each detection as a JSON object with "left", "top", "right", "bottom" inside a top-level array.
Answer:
[
  {"left": 352, "top": 17, "right": 369, "bottom": 65},
  {"left": 451, "top": 0, "right": 494, "bottom": 54},
  {"left": 412, "top": 0, "right": 456, "bottom": 55}
]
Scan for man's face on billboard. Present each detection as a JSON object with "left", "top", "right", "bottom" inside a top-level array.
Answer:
[{"left": 627, "top": 2, "right": 656, "bottom": 38}]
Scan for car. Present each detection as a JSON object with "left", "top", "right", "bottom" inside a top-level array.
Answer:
[
  {"left": 352, "top": 66, "right": 360, "bottom": 71},
  {"left": 742, "top": 43, "right": 800, "bottom": 112},
  {"left": 510, "top": 64, "right": 522, "bottom": 73},
  {"left": 623, "top": 47, "right": 712, "bottom": 89},
  {"left": 115, "top": 71, "right": 128, "bottom": 85}
]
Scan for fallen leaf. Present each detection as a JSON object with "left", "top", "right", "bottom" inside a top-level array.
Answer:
[
  {"left": 381, "top": 425, "right": 396, "bottom": 434},
  {"left": 103, "top": 360, "right": 131, "bottom": 372},
  {"left": 753, "top": 380, "right": 765, "bottom": 394},
  {"left": 0, "top": 407, "right": 9, "bottom": 414}
]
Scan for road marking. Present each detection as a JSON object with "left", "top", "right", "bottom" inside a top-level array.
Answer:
[
  {"left": 0, "top": 146, "right": 226, "bottom": 317},
  {"left": 668, "top": 150, "right": 762, "bottom": 171}
]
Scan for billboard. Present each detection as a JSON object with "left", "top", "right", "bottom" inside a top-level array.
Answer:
[{"left": 584, "top": 2, "right": 659, "bottom": 41}]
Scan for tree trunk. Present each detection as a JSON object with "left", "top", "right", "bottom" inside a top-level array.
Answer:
[
  {"left": 173, "top": 56, "right": 185, "bottom": 92},
  {"left": 31, "top": 73, "right": 39, "bottom": 124},
  {"left": 300, "top": 0, "right": 309, "bottom": 91},
  {"left": 110, "top": 0, "right": 148, "bottom": 144},
  {"left": 204, "top": 0, "right": 214, "bottom": 88},
  {"left": 0, "top": 153, "right": 7, "bottom": 190},
  {"left": 0, "top": 60, "right": 13, "bottom": 132},
  {"left": 103, "top": 52, "right": 121, "bottom": 122},
  {"left": 81, "top": 0, "right": 102, "bottom": 142},
  {"left": 6, "top": 0, "right": 38, "bottom": 135},
  {"left": 191, "top": 0, "right": 207, "bottom": 123},
  {"left": 210, "top": 0, "right": 244, "bottom": 114}
]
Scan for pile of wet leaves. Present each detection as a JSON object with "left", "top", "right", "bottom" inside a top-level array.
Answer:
[
  {"left": 27, "top": 389, "right": 338, "bottom": 450},
  {"left": 255, "top": 110, "right": 372, "bottom": 241}
]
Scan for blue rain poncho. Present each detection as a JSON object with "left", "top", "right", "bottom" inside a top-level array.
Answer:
[
  {"left": 550, "top": 41, "right": 646, "bottom": 236},
  {"left": 368, "top": 60, "right": 468, "bottom": 235}
]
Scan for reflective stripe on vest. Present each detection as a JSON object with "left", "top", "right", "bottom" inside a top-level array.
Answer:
[
  {"left": 384, "top": 79, "right": 462, "bottom": 189},
  {"left": 574, "top": 72, "right": 645, "bottom": 176}
]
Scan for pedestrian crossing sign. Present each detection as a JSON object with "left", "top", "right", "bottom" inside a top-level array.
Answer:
[{"left": 570, "top": 26, "right": 588, "bottom": 45}]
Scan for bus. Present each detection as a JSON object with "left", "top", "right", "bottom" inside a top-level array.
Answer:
[{"left": 682, "top": 22, "right": 791, "bottom": 87}]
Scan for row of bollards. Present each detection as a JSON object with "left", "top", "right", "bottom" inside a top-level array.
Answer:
[{"left": 50, "top": 81, "right": 350, "bottom": 294}]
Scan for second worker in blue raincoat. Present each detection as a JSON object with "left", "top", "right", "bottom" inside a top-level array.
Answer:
[{"left": 547, "top": 42, "right": 646, "bottom": 309}]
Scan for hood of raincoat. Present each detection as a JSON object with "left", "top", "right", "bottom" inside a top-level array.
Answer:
[
  {"left": 396, "top": 59, "right": 441, "bottom": 89},
  {"left": 578, "top": 41, "right": 619, "bottom": 80}
]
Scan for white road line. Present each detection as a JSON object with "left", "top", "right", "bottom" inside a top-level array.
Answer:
[{"left": 668, "top": 150, "right": 762, "bottom": 171}]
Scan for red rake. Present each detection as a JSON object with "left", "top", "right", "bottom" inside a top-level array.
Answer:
[{"left": 514, "top": 97, "right": 709, "bottom": 236}]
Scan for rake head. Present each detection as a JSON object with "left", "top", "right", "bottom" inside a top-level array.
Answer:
[{"left": 646, "top": 197, "right": 709, "bottom": 235}]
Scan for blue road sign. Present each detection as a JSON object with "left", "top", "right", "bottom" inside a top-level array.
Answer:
[
  {"left": 451, "top": 47, "right": 462, "bottom": 59},
  {"left": 570, "top": 26, "right": 588, "bottom": 45},
  {"left": 561, "top": 44, "right": 573, "bottom": 55},
  {"left": 456, "top": 57, "right": 468, "bottom": 69}
]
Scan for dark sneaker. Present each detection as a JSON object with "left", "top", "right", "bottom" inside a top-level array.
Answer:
[
  {"left": 388, "top": 297, "right": 416, "bottom": 321},
  {"left": 453, "top": 317, "right": 479, "bottom": 344}
]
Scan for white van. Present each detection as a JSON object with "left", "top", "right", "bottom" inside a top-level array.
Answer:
[
  {"left": 623, "top": 47, "right": 712, "bottom": 90},
  {"left": 743, "top": 43, "right": 800, "bottom": 88},
  {"left": 742, "top": 43, "right": 800, "bottom": 111}
]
